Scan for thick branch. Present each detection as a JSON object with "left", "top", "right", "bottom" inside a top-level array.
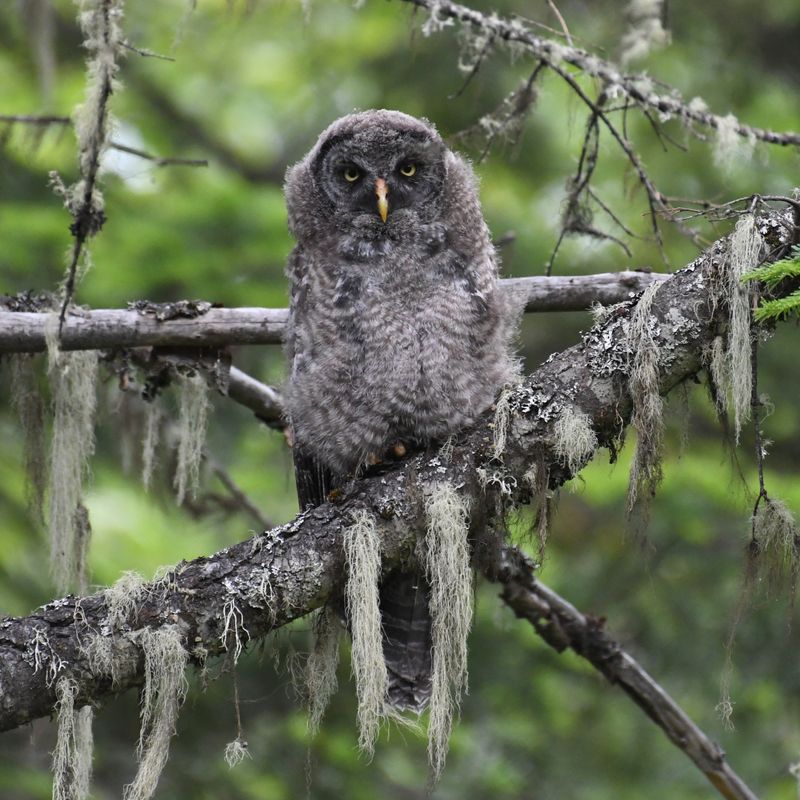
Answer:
[
  {"left": 493, "top": 548, "right": 759, "bottom": 800},
  {"left": 0, "top": 272, "right": 664, "bottom": 353}
]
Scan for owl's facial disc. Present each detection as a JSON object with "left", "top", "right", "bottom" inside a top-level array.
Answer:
[{"left": 314, "top": 130, "right": 445, "bottom": 229}]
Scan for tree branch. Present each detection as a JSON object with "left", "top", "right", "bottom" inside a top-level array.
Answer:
[
  {"left": 493, "top": 547, "right": 759, "bottom": 800},
  {"left": 1, "top": 215, "right": 792, "bottom": 797},
  {"left": 401, "top": 0, "right": 800, "bottom": 149},
  {"left": 0, "top": 272, "right": 665, "bottom": 353}
]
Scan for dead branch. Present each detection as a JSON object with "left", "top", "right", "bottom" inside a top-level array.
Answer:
[
  {"left": 493, "top": 546, "right": 759, "bottom": 800},
  {"left": 0, "top": 272, "right": 666, "bottom": 353}
]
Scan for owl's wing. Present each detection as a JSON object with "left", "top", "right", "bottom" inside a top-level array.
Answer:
[{"left": 285, "top": 245, "right": 335, "bottom": 509}]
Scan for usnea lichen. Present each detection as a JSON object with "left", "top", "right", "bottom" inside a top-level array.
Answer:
[
  {"left": 752, "top": 497, "right": 800, "bottom": 584},
  {"left": 552, "top": 406, "right": 598, "bottom": 476},
  {"left": 491, "top": 385, "right": 515, "bottom": 460},
  {"left": 342, "top": 510, "right": 387, "bottom": 755},
  {"left": 713, "top": 114, "right": 756, "bottom": 174},
  {"left": 46, "top": 321, "right": 99, "bottom": 594},
  {"left": 620, "top": 0, "right": 670, "bottom": 65},
  {"left": 626, "top": 282, "right": 664, "bottom": 515},
  {"left": 52, "top": 677, "right": 94, "bottom": 800},
  {"left": 105, "top": 570, "right": 147, "bottom": 630},
  {"left": 123, "top": 626, "right": 188, "bottom": 800},
  {"left": 141, "top": 399, "right": 162, "bottom": 491},
  {"left": 421, "top": 482, "right": 472, "bottom": 781},
  {"left": 223, "top": 737, "right": 251, "bottom": 769},
  {"left": 220, "top": 598, "right": 250, "bottom": 665},
  {"left": 173, "top": 373, "right": 210, "bottom": 505},
  {"left": 10, "top": 354, "right": 47, "bottom": 522},
  {"left": 706, "top": 214, "right": 762, "bottom": 441},
  {"left": 305, "top": 606, "right": 342, "bottom": 737}
]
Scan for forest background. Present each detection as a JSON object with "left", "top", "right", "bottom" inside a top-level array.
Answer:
[{"left": 1, "top": 1, "right": 799, "bottom": 798}]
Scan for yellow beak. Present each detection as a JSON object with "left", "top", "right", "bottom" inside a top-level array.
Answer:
[{"left": 375, "top": 178, "right": 389, "bottom": 223}]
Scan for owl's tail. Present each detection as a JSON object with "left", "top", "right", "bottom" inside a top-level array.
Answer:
[{"left": 379, "top": 567, "right": 433, "bottom": 712}]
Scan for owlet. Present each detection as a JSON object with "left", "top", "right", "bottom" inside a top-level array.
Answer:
[{"left": 284, "top": 109, "right": 517, "bottom": 710}]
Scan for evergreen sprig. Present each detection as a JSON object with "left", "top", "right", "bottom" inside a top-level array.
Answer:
[{"left": 743, "top": 245, "right": 800, "bottom": 321}]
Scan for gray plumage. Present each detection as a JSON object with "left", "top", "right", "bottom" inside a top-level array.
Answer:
[{"left": 284, "top": 109, "right": 517, "bottom": 710}]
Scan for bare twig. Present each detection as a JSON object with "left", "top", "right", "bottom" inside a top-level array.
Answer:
[
  {"left": 120, "top": 39, "right": 175, "bottom": 61},
  {"left": 109, "top": 140, "right": 208, "bottom": 168},
  {"left": 209, "top": 459, "right": 274, "bottom": 531},
  {"left": 227, "top": 366, "right": 284, "bottom": 428},
  {"left": 0, "top": 114, "right": 70, "bottom": 125},
  {"left": 544, "top": 0, "right": 573, "bottom": 46},
  {"left": 494, "top": 547, "right": 760, "bottom": 800}
]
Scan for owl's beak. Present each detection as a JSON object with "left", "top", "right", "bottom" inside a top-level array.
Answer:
[{"left": 375, "top": 178, "right": 389, "bottom": 223}]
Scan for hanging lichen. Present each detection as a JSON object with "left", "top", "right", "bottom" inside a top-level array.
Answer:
[
  {"left": 173, "top": 372, "right": 210, "bottom": 505},
  {"left": 420, "top": 482, "right": 472, "bottom": 782},
  {"left": 342, "top": 510, "right": 386, "bottom": 756},
  {"left": 105, "top": 570, "right": 147, "bottom": 629},
  {"left": 620, "top": 0, "right": 670, "bottom": 66},
  {"left": 46, "top": 321, "right": 99, "bottom": 594},
  {"left": 625, "top": 282, "right": 664, "bottom": 517},
  {"left": 123, "top": 626, "right": 188, "bottom": 800},
  {"left": 305, "top": 606, "right": 342, "bottom": 737},
  {"left": 141, "top": 398, "right": 162, "bottom": 491},
  {"left": 552, "top": 406, "right": 598, "bottom": 476},
  {"left": 10, "top": 354, "right": 48, "bottom": 522},
  {"left": 52, "top": 676, "right": 94, "bottom": 800}
]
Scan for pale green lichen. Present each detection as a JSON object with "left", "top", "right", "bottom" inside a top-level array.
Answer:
[
  {"left": 123, "top": 626, "right": 188, "bottom": 800},
  {"left": 52, "top": 677, "right": 93, "bottom": 800},
  {"left": 173, "top": 373, "right": 210, "bottom": 505},
  {"left": 552, "top": 406, "right": 598, "bottom": 476},
  {"left": 626, "top": 282, "right": 664, "bottom": 516},
  {"left": 421, "top": 483, "right": 472, "bottom": 782},
  {"left": 342, "top": 510, "right": 386, "bottom": 755},
  {"left": 10, "top": 354, "right": 48, "bottom": 522},
  {"left": 141, "top": 399, "right": 162, "bottom": 491},
  {"left": 46, "top": 318, "right": 99, "bottom": 594},
  {"left": 305, "top": 606, "right": 342, "bottom": 737}
]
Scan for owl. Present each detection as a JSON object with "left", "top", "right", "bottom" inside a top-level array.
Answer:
[{"left": 284, "top": 109, "right": 517, "bottom": 710}]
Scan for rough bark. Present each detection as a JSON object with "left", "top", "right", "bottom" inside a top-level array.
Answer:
[{"left": 0, "top": 272, "right": 664, "bottom": 352}]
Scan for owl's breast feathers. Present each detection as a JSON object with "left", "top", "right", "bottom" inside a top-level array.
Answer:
[{"left": 286, "top": 235, "right": 514, "bottom": 475}]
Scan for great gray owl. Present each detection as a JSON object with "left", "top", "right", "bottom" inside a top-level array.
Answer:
[{"left": 284, "top": 109, "right": 517, "bottom": 710}]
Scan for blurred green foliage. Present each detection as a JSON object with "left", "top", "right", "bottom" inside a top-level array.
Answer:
[{"left": 1, "top": 1, "right": 799, "bottom": 798}]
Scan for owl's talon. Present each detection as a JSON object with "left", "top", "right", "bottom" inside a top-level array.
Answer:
[
  {"left": 367, "top": 452, "right": 381, "bottom": 466},
  {"left": 392, "top": 442, "right": 407, "bottom": 458},
  {"left": 326, "top": 487, "right": 343, "bottom": 503}
]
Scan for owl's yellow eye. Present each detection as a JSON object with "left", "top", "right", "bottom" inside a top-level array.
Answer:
[
  {"left": 399, "top": 163, "right": 416, "bottom": 177},
  {"left": 343, "top": 167, "right": 361, "bottom": 182}
]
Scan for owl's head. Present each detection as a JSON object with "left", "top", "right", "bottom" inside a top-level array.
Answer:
[{"left": 285, "top": 110, "right": 450, "bottom": 242}]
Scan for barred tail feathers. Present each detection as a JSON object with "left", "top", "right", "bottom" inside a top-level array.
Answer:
[{"left": 379, "top": 568, "right": 433, "bottom": 712}]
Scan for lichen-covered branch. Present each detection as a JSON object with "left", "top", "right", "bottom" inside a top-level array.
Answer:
[
  {"left": 0, "top": 272, "right": 664, "bottom": 353},
  {"left": 56, "top": 0, "right": 124, "bottom": 328},
  {"left": 0, "top": 214, "right": 793, "bottom": 798},
  {"left": 402, "top": 0, "right": 800, "bottom": 148}
]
